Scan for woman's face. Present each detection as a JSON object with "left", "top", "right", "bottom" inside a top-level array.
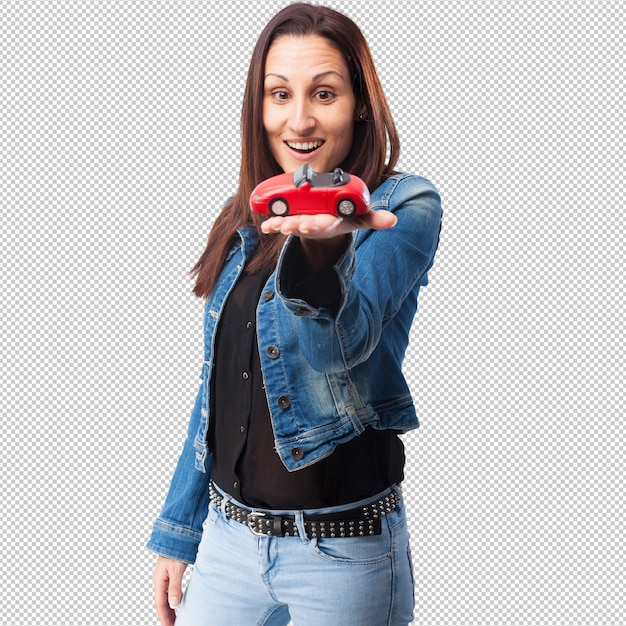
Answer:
[{"left": 263, "top": 34, "right": 357, "bottom": 174}]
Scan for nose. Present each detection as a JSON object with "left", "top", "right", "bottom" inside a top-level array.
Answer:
[{"left": 288, "top": 98, "right": 315, "bottom": 134}]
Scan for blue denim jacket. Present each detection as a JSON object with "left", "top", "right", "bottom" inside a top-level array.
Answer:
[{"left": 147, "top": 173, "right": 442, "bottom": 563}]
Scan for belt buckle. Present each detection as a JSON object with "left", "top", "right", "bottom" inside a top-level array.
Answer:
[{"left": 247, "top": 511, "right": 268, "bottom": 536}]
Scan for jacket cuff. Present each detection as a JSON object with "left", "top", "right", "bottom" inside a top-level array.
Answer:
[{"left": 146, "top": 518, "right": 203, "bottom": 565}]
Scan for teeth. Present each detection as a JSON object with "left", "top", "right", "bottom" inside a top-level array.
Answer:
[{"left": 287, "top": 141, "right": 322, "bottom": 151}]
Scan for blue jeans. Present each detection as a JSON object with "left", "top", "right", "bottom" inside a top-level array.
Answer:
[{"left": 174, "top": 486, "right": 415, "bottom": 625}]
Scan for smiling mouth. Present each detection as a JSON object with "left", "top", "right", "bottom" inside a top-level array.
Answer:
[{"left": 286, "top": 140, "right": 324, "bottom": 154}]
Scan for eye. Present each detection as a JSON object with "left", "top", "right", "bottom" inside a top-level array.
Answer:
[
  {"left": 271, "top": 90, "right": 290, "bottom": 101},
  {"left": 316, "top": 89, "right": 336, "bottom": 102}
]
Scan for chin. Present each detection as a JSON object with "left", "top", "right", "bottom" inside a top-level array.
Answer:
[{"left": 277, "top": 154, "right": 338, "bottom": 174}]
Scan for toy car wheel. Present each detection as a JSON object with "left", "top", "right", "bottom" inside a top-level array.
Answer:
[
  {"left": 269, "top": 198, "right": 289, "bottom": 216},
  {"left": 337, "top": 199, "right": 356, "bottom": 216}
]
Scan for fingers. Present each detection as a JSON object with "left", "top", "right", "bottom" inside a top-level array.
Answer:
[
  {"left": 261, "top": 213, "right": 337, "bottom": 236},
  {"left": 153, "top": 572, "right": 175, "bottom": 626},
  {"left": 153, "top": 557, "right": 187, "bottom": 626},
  {"left": 261, "top": 209, "right": 397, "bottom": 238}
]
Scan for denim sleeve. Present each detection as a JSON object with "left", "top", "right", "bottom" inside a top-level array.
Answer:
[
  {"left": 146, "top": 378, "right": 212, "bottom": 564},
  {"left": 275, "top": 175, "right": 442, "bottom": 373}
]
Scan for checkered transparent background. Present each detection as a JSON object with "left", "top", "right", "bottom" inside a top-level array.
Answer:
[{"left": 2, "top": 1, "right": 623, "bottom": 624}]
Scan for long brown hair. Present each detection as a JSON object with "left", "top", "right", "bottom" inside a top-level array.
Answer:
[{"left": 191, "top": 3, "right": 400, "bottom": 298}]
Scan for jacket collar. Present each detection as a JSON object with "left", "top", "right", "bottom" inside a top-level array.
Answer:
[{"left": 234, "top": 225, "right": 259, "bottom": 262}]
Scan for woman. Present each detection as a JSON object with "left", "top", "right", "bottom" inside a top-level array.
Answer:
[{"left": 148, "top": 4, "right": 442, "bottom": 625}]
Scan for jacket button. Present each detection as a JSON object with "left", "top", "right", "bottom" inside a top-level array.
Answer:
[
  {"left": 263, "top": 289, "right": 275, "bottom": 301},
  {"left": 266, "top": 345, "right": 279, "bottom": 359},
  {"left": 290, "top": 447, "right": 304, "bottom": 460},
  {"left": 277, "top": 395, "right": 291, "bottom": 409},
  {"left": 294, "top": 308, "right": 309, "bottom": 317}
]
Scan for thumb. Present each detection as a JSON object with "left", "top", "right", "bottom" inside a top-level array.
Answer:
[
  {"left": 168, "top": 592, "right": 181, "bottom": 610},
  {"left": 370, "top": 209, "right": 398, "bottom": 230},
  {"left": 168, "top": 574, "right": 183, "bottom": 609}
]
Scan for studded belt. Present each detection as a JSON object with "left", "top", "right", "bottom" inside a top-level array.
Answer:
[{"left": 209, "top": 483, "right": 400, "bottom": 538}]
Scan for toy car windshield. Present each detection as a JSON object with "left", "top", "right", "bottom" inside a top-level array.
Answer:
[{"left": 293, "top": 164, "right": 351, "bottom": 189}]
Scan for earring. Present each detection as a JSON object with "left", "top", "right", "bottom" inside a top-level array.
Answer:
[{"left": 358, "top": 114, "right": 367, "bottom": 121}]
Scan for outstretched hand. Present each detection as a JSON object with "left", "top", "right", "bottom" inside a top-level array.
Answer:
[
  {"left": 260, "top": 208, "right": 397, "bottom": 239},
  {"left": 260, "top": 208, "right": 397, "bottom": 274}
]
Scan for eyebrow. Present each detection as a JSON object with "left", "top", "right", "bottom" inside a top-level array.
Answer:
[{"left": 264, "top": 70, "right": 346, "bottom": 82}]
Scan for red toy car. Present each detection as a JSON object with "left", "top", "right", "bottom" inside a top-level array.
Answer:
[{"left": 250, "top": 164, "right": 370, "bottom": 217}]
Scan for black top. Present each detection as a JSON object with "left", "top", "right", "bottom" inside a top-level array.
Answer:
[{"left": 208, "top": 250, "right": 404, "bottom": 509}]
